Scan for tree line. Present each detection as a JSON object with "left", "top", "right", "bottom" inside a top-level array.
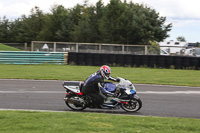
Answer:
[{"left": 0, "top": 0, "right": 172, "bottom": 45}]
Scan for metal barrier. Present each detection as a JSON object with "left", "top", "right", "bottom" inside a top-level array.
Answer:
[{"left": 0, "top": 51, "right": 67, "bottom": 64}]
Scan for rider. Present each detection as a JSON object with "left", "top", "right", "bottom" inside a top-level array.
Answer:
[{"left": 82, "top": 65, "right": 120, "bottom": 107}]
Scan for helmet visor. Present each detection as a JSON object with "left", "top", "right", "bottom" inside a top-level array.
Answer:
[
  {"left": 103, "top": 71, "right": 110, "bottom": 79},
  {"left": 105, "top": 73, "right": 110, "bottom": 77}
]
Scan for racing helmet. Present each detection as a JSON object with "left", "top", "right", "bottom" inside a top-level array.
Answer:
[{"left": 100, "top": 65, "right": 111, "bottom": 80}]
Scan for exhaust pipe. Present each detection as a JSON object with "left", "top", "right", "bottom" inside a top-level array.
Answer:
[
  {"left": 64, "top": 97, "right": 68, "bottom": 101},
  {"left": 64, "top": 97, "right": 83, "bottom": 107}
]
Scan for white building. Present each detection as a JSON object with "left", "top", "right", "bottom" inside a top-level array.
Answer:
[{"left": 158, "top": 41, "right": 188, "bottom": 55}]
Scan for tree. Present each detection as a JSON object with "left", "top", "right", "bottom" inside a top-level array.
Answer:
[
  {"left": 97, "top": 0, "right": 172, "bottom": 44},
  {"left": 71, "top": 0, "right": 106, "bottom": 43},
  {"left": 0, "top": 16, "right": 10, "bottom": 42},
  {"left": 177, "top": 36, "right": 186, "bottom": 42},
  {"left": 0, "top": 0, "right": 172, "bottom": 45},
  {"left": 98, "top": 0, "right": 127, "bottom": 43},
  {"left": 16, "top": 6, "right": 45, "bottom": 43},
  {"left": 55, "top": 12, "right": 74, "bottom": 42},
  {"left": 8, "top": 18, "right": 23, "bottom": 43},
  {"left": 38, "top": 5, "right": 69, "bottom": 41}
]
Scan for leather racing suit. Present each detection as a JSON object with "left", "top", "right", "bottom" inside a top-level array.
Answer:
[{"left": 82, "top": 70, "right": 119, "bottom": 106}]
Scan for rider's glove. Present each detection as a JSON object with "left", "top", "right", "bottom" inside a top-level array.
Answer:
[
  {"left": 113, "top": 92, "right": 118, "bottom": 98},
  {"left": 114, "top": 88, "right": 120, "bottom": 97},
  {"left": 116, "top": 78, "right": 120, "bottom": 82},
  {"left": 98, "top": 83, "right": 114, "bottom": 97}
]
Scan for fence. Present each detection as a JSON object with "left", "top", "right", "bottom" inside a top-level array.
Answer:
[
  {"left": 2, "top": 41, "right": 200, "bottom": 56},
  {"left": 31, "top": 41, "right": 200, "bottom": 56},
  {"left": 31, "top": 41, "right": 159, "bottom": 55},
  {"left": 0, "top": 51, "right": 66, "bottom": 64},
  {"left": 68, "top": 52, "right": 200, "bottom": 70}
]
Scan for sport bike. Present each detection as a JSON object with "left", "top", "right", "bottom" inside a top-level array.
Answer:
[{"left": 63, "top": 77, "right": 142, "bottom": 112}]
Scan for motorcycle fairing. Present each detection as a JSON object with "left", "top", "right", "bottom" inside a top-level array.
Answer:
[
  {"left": 63, "top": 81, "right": 82, "bottom": 94},
  {"left": 104, "top": 82, "right": 116, "bottom": 92}
]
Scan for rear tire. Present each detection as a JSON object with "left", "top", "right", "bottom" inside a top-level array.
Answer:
[
  {"left": 65, "top": 96, "right": 86, "bottom": 111},
  {"left": 121, "top": 98, "right": 142, "bottom": 112}
]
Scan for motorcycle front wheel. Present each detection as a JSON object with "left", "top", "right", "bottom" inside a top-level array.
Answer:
[
  {"left": 65, "top": 96, "right": 86, "bottom": 111},
  {"left": 121, "top": 98, "right": 142, "bottom": 112}
]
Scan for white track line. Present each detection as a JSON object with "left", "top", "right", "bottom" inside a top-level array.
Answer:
[
  {"left": 1, "top": 79, "right": 200, "bottom": 89},
  {"left": 0, "top": 91, "right": 63, "bottom": 94},
  {"left": 138, "top": 91, "right": 200, "bottom": 94},
  {"left": 1, "top": 90, "right": 200, "bottom": 94}
]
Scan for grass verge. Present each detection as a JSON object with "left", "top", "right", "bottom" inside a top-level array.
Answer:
[
  {"left": 0, "top": 64, "right": 200, "bottom": 87},
  {"left": 0, "top": 43, "right": 21, "bottom": 51},
  {"left": 0, "top": 110, "right": 200, "bottom": 133}
]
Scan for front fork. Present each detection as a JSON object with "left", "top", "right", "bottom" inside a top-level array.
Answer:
[
  {"left": 118, "top": 94, "right": 139, "bottom": 105},
  {"left": 133, "top": 94, "right": 140, "bottom": 100}
]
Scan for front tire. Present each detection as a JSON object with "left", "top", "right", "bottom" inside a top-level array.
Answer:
[
  {"left": 121, "top": 98, "right": 142, "bottom": 112},
  {"left": 65, "top": 96, "right": 86, "bottom": 111}
]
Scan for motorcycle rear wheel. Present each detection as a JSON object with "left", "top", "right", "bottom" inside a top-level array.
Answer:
[
  {"left": 65, "top": 96, "right": 86, "bottom": 111},
  {"left": 121, "top": 98, "right": 142, "bottom": 112}
]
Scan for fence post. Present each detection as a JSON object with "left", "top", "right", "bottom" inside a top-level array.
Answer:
[
  {"left": 99, "top": 44, "right": 102, "bottom": 53},
  {"left": 122, "top": 45, "right": 125, "bottom": 54},
  {"left": 145, "top": 45, "right": 148, "bottom": 55},
  {"left": 53, "top": 42, "right": 56, "bottom": 52},
  {"left": 24, "top": 43, "right": 27, "bottom": 51},
  {"left": 76, "top": 43, "right": 79, "bottom": 52},
  {"left": 31, "top": 41, "right": 34, "bottom": 51}
]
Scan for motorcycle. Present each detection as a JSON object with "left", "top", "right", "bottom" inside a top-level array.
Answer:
[{"left": 63, "top": 77, "right": 142, "bottom": 112}]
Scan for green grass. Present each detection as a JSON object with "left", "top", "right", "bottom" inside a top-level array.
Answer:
[
  {"left": 0, "top": 43, "right": 21, "bottom": 51},
  {"left": 0, "top": 64, "right": 200, "bottom": 87},
  {"left": 0, "top": 110, "right": 200, "bottom": 133}
]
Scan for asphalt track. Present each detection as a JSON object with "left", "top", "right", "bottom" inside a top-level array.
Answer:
[{"left": 0, "top": 79, "right": 200, "bottom": 119}]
